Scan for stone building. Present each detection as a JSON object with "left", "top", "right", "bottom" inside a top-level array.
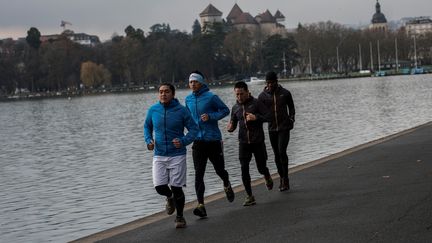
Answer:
[
  {"left": 40, "top": 30, "right": 100, "bottom": 46},
  {"left": 404, "top": 16, "right": 432, "bottom": 37},
  {"left": 199, "top": 3, "right": 287, "bottom": 38},
  {"left": 369, "top": 0, "right": 388, "bottom": 32},
  {"left": 199, "top": 4, "right": 224, "bottom": 33}
]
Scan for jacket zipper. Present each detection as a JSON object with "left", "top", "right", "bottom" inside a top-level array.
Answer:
[
  {"left": 164, "top": 106, "right": 168, "bottom": 152},
  {"left": 242, "top": 104, "right": 251, "bottom": 144},
  {"left": 195, "top": 96, "right": 202, "bottom": 138},
  {"left": 273, "top": 93, "right": 279, "bottom": 130}
]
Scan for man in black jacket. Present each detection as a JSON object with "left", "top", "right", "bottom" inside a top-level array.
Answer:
[
  {"left": 258, "top": 71, "right": 295, "bottom": 191},
  {"left": 227, "top": 81, "right": 273, "bottom": 206}
]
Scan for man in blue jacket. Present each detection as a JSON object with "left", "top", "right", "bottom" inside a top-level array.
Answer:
[
  {"left": 185, "top": 71, "right": 234, "bottom": 218},
  {"left": 144, "top": 83, "right": 198, "bottom": 228}
]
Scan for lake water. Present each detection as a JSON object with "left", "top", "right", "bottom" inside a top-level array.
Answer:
[{"left": 1, "top": 74, "right": 431, "bottom": 242}]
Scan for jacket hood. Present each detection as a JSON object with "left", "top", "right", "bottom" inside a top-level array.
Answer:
[{"left": 263, "top": 84, "right": 282, "bottom": 94}]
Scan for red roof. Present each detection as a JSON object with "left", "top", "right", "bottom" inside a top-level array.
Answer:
[
  {"left": 235, "top": 12, "right": 258, "bottom": 25},
  {"left": 256, "top": 10, "right": 276, "bottom": 23},
  {"left": 227, "top": 3, "right": 243, "bottom": 21},
  {"left": 200, "top": 4, "right": 223, "bottom": 17}
]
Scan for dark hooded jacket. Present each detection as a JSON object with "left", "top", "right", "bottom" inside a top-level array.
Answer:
[
  {"left": 258, "top": 84, "right": 295, "bottom": 132},
  {"left": 229, "top": 96, "right": 271, "bottom": 144}
]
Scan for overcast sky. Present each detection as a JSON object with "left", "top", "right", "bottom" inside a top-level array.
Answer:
[{"left": 1, "top": 0, "right": 431, "bottom": 41}]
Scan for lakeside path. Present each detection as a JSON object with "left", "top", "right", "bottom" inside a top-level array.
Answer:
[{"left": 74, "top": 121, "right": 432, "bottom": 243}]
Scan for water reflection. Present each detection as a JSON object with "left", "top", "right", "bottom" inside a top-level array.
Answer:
[{"left": 0, "top": 74, "right": 431, "bottom": 242}]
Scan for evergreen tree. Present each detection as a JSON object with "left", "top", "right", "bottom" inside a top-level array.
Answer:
[
  {"left": 26, "top": 27, "right": 41, "bottom": 49},
  {"left": 192, "top": 19, "right": 201, "bottom": 37}
]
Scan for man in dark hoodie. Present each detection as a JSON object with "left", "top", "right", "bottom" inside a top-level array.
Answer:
[
  {"left": 227, "top": 81, "right": 273, "bottom": 206},
  {"left": 185, "top": 71, "right": 234, "bottom": 218},
  {"left": 258, "top": 71, "right": 295, "bottom": 191}
]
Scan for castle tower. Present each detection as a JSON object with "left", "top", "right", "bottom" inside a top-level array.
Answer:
[
  {"left": 199, "top": 4, "right": 223, "bottom": 32},
  {"left": 227, "top": 3, "right": 243, "bottom": 24}
]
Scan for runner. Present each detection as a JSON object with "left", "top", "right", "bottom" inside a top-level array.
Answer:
[
  {"left": 185, "top": 71, "right": 234, "bottom": 218},
  {"left": 258, "top": 71, "right": 295, "bottom": 191},
  {"left": 144, "top": 83, "right": 198, "bottom": 228},
  {"left": 227, "top": 81, "right": 273, "bottom": 206}
]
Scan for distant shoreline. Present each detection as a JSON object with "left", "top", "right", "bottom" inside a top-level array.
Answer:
[{"left": 2, "top": 72, "right": 428, "bottom": 102}]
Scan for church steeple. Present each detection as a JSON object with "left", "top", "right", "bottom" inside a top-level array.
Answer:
[
  {"left": 370, "top": 0, "right": 388, "bottom": 32},
  {"left": 375, "top": 0, "right": 381, "bottom": 14},
  {"left": 371, "top": 0, "right": 387, "bottom": 24}
]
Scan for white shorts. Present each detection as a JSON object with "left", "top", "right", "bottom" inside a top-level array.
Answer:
[{"left": 152, "top": 154, "right": 187, "bottom": 187}]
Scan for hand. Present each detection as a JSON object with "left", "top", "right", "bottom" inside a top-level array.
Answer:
[
  {"left": 172, "top": 138, "right": 182, "bottom": 148},
  {"left": 200, "top": 113, "right": 209, "bottom": 122},
  {"left": 147, "top": 141, "right": 154, "bottom": 150},
  {"left": 227, "top": 121, "right": 234, "bottom": 132},
  {"left": 245, "top": 112, "right": 256, "bottom": 121}
]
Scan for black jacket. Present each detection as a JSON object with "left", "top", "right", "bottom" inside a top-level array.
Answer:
[
  {"left": 258, "top": 85, "right": 295, "bottom": 132},
  {"left": 229, "top": 96, "right": 270, "bottom": 144}
]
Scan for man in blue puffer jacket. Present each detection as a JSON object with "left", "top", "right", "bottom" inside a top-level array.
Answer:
[
  {"left": 144, "top": 83, "right": 198, "bottom": 228},
  {"left": 185, "top": 71, "right": 234, "bottom": 218}
]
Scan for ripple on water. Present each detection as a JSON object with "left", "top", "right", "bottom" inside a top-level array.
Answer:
[{"left": 1, "top": 75, "right": 432, "bottom": 242}]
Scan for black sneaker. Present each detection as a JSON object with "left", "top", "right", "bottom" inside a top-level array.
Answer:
[
  {"left": 224, "top": 184, "right": 235, "bottom": 202},
  {"left": 193, "top": 203, "right": 207, "bottom": 218},
  {"left": 282, "top": 178, "right": 290, "bottom": 191},
  {"left": 243, "top": 195, "right": 256, "bottom": 206},
  {"left": 166, "top": 197, "right": 175, "bottom": 215},
  {"left": 264, "top": 175, "right": 273, "bottom": 190},
  {"left": 175, "top": 216, "right": 187, "bottom": 228},
  {"left": 279, "top": 177, "right": 283, "bottom": 191}
]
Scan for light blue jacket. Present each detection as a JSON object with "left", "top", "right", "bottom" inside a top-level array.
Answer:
[
  {"left": 185, "top": 86, "right": 229, "bottom": 141},
  {"left": 144, "top": 98, "right": 198, "bottom": 156}
]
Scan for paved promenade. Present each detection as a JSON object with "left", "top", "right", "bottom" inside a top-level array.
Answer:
[{"left": 74, "top": 122, "right": 432, "bottom": 243}]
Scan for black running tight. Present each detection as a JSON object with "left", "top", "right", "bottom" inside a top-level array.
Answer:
[{"left": 155, "top": 185, "right": 185, "bottom": 217}]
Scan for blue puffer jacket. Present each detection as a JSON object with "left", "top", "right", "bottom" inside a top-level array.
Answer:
[
  {"left": 185, "top": 86, "right": 229, "bottom": 141},
  {"left": 144, "top": 98, "right": 198, "bottom": 156}
]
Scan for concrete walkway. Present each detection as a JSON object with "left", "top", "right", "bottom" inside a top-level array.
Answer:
[{"left": 74, "top": 122, "right": 432, "bottom": 243}]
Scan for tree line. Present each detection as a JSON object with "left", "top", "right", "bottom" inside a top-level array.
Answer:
[{"left": 1, "top": 20, "right": 431, "bottom": 95}]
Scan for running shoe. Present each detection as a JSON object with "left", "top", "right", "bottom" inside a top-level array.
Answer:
[
  {"left": 279, "top": 177, "right": 290, "bottom": 192},
  {"left": 175, "top": 216, "right": 187, "bottom": 228},
  {"left": 193, "top": 203, "right": 207, "bottom": 218},
  {"left": 224, "top": 184, "right": 235, "bottom": 202},
  {"left": 264, "top": 175, "right": 273, "bottom": 190},
  {"left": 243, "top": 195, "right": 256, "bottom": 206},
  {"left": 166, "top": 196, "right": 175, "bottom": 215}
]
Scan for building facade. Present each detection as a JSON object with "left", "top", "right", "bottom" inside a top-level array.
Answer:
[
  {"left": 404, "top": 16, "right": 432, "bottom": 36},
  {"left": 200, "top": 3, "right": 287, "bottom": 38},
  {"left": 40, "top": 30, "right": 100, "bottom": 46},
  {"left": 199, "top": 4, "right": 224, "bottom": 33},
  {"left": 369, "top": 0, "right": 388, "bottom": 32}
]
